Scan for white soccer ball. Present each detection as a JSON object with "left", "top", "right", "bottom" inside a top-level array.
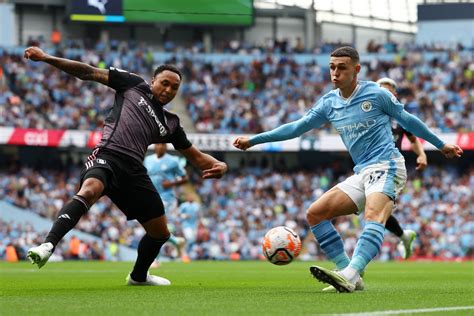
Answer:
[{"left": 262, "top": 226, "right": 302, "bottom": 265}]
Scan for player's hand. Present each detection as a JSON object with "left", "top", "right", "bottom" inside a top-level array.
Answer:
[
  {"left": 24, "top": 46, "right": 48, "bottom": 62},
  {"left": 440, "top": 143, "right": 463, "bottom": 159},
  {"left": 162, "top": 180, "right": 173, "bottom": 189},
  {"left": 233, "top": 137, "right": 252, "bottom": 151},
  {"left": 415, "top": 155, "right": 427, "bottom": 171},
  {"left": 202, "top": 162, "right": 227, "bottom": 179}
]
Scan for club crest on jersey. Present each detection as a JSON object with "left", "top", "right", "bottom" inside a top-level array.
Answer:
[{"left": 361, "top": 101, "right": 372, "bottom": 112}]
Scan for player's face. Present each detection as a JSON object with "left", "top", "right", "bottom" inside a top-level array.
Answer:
[
  {"left": 329, "top": 57, "right": 360, "bottom": 89},
  {"left": 151, "top": 70, "right": 181, "bottom": 105},
  {"left": 380, "top": 83, "right": 397, "bottom": 97},
  {"left": 155, "top": 143, "right": 167, "bottom": 156}
]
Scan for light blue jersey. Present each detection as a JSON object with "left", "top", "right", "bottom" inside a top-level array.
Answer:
[
  {"left": 179, "top": 201, "right": 200, "bottom": 229},
  {"left": 250, "top": 81, "right": 445, "bottom": 173},
  {"left": 144, "top": 153, "right": 186, "bottom": 204}
]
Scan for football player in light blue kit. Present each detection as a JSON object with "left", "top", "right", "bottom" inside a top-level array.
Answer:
[
  {"left": 144, "top": 143, "right": 189, "bottom": 260},
  {"left": 178, "top": 193, "right": 201, "bottom": 253},
  {"left": 233, "top": 47, "right": 463, "bottom": 292}
]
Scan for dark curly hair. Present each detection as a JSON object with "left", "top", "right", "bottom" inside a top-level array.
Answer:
[{"left": 153, "top": 64, "right": 182, "bottom": 80}]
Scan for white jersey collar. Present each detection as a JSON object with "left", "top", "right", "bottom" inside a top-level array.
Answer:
[{"left": 338, "top": 83, "right": 361, "bottom": 104}]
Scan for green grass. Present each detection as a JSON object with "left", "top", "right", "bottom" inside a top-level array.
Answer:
[{"left": 1, "top": 261, "right": 473, "bottom": 315}]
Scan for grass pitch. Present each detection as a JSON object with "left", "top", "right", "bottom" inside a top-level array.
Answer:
[{"left": 1, "top": 261, "right": 473, "bottom": 315}]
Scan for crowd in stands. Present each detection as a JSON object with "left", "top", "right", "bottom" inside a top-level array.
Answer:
[
  {"left": 25, "top": 34, "right": 471, "bottom": 55},
  {"left": 181, "top": 51, "right": 473, "bottom": 133},
  {"left": 1, "top": 162, "right": 473, "bottom": 262},
  {"left": 1, "top": 41, "right": 473, "bottom": 133},
  {"left": 157, "top": 38, "right": 471, "bottom": 55}
]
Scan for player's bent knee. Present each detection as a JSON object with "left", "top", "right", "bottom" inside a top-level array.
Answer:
[
  {"left": 364, "top": 194, "right": 393, "bottom": 224},
  {"left": 306, "top": 207, "right": 330, "bottom": 226},
  {"left": 78, "top": 178, "right": 104, "bottom": 204},
  {"left": 141, "top": 215, "right": 171, "bottom": 240},
  {"left": 364, "top": 210, "right": 387, "bottom": 224},
  {"left": 148, "top": 231, "right": 171, "bottom": 241},
  {"left": 364, "top": 206, "right": 387, "bottom": 223}
]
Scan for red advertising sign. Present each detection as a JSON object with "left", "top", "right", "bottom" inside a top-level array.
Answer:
[
  {"left": 456, "top": 132, "right": 474, "bottom": 150},
  {"left": 7, "top": 129, "right": 65, "bottom": 147},
  {"left": 87, "top": 131, "right": 103, "bottom": 148}
]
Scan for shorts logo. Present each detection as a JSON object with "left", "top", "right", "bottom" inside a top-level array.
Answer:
[
  {"left": 368, "top": 170, "right": 386, "bottom": 184},
  {"left": 111, "top": 67, "right": 127, "bottom": 73},
  {"left": 361, "top": 101, "right": 372, "bottom": 112},
  {"left": 97, "top": 159, "right": 106, "bottom": 165}
]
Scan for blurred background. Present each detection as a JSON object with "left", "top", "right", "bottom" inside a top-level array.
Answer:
[{"left": 0, "top": 0, "right": 473, "bottom": 263}]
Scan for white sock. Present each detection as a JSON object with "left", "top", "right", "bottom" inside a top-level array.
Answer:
[{"left": 341, "top": 266, "right": 360, "bottom": 284}]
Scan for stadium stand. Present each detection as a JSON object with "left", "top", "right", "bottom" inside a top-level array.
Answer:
[
  {"left": 1, "top": 45, "right": 472, "bottom": 133},
  {"left": 2, "top": 163, "right": 472, "bottom": 261}
]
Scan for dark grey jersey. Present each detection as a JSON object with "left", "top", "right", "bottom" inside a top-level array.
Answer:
[
  {"left": 392, "top": 121, "right": 413, "bottom": 151},
  {"left": 97, "top": 67, "right": 192, "bottom": 162}
]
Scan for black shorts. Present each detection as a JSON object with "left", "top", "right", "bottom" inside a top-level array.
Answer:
[{"left": 80, "top": 147, "right": 165, "bottom": 223}]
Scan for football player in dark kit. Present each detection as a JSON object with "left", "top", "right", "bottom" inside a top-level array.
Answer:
[{"left": 24, "top": 46, "right": 228, "bottom": 285}]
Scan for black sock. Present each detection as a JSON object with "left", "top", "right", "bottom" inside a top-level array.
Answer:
[
  {"left": 45, "top": 195, "right": 89, "bottom": 248},
  {"left": 130, "top": 234, "right": 169, "bottom": 282},
  {"left": 385, "top": 215, "right": 404, "bottom": 238}
]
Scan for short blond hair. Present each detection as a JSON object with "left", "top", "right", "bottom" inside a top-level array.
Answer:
[{"left": 377, "top": 77, "right": 397, "bottom": 90}]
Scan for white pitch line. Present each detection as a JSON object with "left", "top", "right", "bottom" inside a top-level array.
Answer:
[{"left": 329, "top": 306, "right": 474, "bottom": 316}]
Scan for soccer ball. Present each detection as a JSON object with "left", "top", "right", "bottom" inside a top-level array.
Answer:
[{"left": 262, "top": 226, "right": 302, "bottom": 265}]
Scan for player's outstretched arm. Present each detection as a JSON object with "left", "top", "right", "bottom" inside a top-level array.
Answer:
[
  {"left": 24, "top": 46, "right": 108, "bottom": 85},
  {"left": 233, "top": 117, "right": 313, "bottom": 151},
  {"left": 378, "top": 89, "right": 462, "bottom": 160},
  {"left": 178, "top": 145, "right": 227, "bottom": 179},
  {"left": 396, "top": 110, "right": 463, "bottom": 159},
  {"left": 407, "top": 135, "right": 428, "bottom": 170}
]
